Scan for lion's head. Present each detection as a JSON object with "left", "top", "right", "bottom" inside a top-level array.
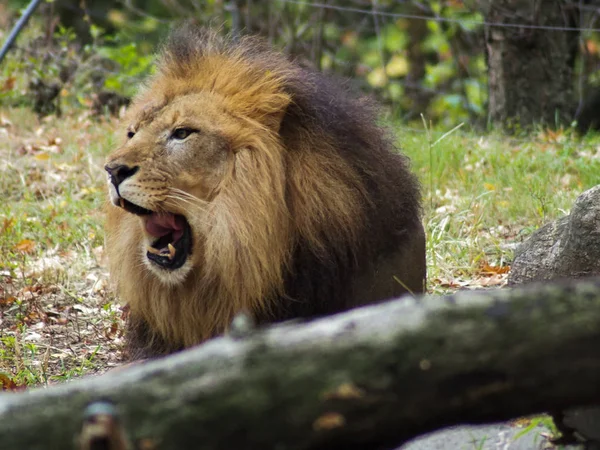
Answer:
[{"left": 105, "top": 24, "right": 426, "bottom": 359}]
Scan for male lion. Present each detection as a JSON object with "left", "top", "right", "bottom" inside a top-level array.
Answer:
[{"left": 104, "top": 24, "right": 426, "bottom": 359}]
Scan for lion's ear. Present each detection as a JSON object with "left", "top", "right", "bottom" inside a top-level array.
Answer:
[
  {"left": 260, "top": 95, "right": 290, "bottom": 132},
  {"left": 237, "top": 89, "right": 291, "bottom": 133}
]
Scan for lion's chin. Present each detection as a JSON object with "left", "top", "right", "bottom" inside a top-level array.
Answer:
[{"left": 143, "top": 254, "right": 193, "bottom": 286}]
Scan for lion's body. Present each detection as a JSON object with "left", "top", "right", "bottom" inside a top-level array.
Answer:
[{"left": 104, "top": 24, "right": 426, "bottom": 359}]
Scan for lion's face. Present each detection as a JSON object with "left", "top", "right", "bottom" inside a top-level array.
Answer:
[{"left": 105, "top": 93, "right": 238, "bottom": 284}]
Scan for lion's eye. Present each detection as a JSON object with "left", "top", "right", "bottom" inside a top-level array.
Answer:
[
  {"left": 171, "top": 128, "right": 195, "bottom": 140},
  {"left": 127, "top": 131, "right": 135, "bottom": 139}
]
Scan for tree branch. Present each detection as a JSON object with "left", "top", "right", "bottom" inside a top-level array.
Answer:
[{"left": 2, "top": 277, "right": 600, "bottom": 450}]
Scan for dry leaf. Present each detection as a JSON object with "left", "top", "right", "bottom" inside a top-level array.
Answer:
[
  {"left": 322, "top": 382, "right": 365, "bottom": 400},
  {"left": 1, "top": 77, "right": 15, "bottom": 92},
  {"left": 15, "top": 239, "right": 36, "bottom": 253},
  {"left": 480, "top": 263, "right": 510, "bottom": 275},
  {"left": 477, "top": 274, "right": 507, "bottom": 287},
  {"left": 0, "top": 114, "right": 12, "bottom": 127},
  {"left": 0, "top": 373, "right": 24, "bottom": 391},
  {"left": 0, "top": 296, "right": 15, "bottom": 306},
  {"left": 313, "top": 412, "right": 346, "bottom": 431},
  {"left": 34, "top": 153, "right": 50, "bottom": 161},
  {"left": 1, "top": 217, "right": 14, "bottom": 234},
  {"left": 105, "top": 322, "right": 120, "bottom": 340}
]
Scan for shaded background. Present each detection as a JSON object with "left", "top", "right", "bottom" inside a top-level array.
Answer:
[{"left": 3, "top": 0, "right": 600, "bottom": 132}]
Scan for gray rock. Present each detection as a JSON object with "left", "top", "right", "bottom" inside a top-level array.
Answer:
[
  {"left": 508, "top": 184, "right": 600, "bottom": 446},
  {"left": 400, "top": 423, "right": 578, "bottom": 450},
  {"left": 509, "top": 185, "right": 600, "bottom": 286}
]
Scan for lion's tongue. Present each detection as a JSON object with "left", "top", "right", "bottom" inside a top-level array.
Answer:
[{"left": 145, "top": 213, "right": 185, "bottom": 242}]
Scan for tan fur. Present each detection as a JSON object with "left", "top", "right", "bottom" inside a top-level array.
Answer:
[{"left": 105, "top": 26, "right": 425, "bottom": 357}]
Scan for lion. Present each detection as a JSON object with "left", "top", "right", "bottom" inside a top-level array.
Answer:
[{"left": 104, "top": 23, "right": 426, "bottom": 360}]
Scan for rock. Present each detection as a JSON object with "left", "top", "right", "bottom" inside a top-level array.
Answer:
[
  {"left": 399, "top": 423, "right": 575, "bottom": 450},
  {"left": 508, "top": 185, "right": 600, "bottom": 446},
  {"left": 508, "top": 185, "right": 600, "bottom": 286}
]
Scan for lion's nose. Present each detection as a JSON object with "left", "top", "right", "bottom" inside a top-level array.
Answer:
[{"left": 104, "top": 164, "right": 139, "bottom": 189}]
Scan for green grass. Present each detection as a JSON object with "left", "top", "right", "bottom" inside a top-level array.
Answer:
[{"left": 395, "top": 123, "right": 600, "bottom": 292}]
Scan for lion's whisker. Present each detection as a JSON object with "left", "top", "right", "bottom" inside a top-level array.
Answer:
[
  {"left": 163, "top": 195, "right": 204, "bottom": 210},
  {"left": 168, "top": 188, "right": 208, "bottom": 206},
  {"left": 163, "top": 197, "right": 214, "bottom": 225}
]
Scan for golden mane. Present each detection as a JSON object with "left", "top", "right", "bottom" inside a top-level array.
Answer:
[{"left": 105, "top": 24, "right": 426, "bottom": 359}]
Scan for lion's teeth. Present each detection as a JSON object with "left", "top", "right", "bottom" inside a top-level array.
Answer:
[
  {"left": 119, "top": 198, "right": 125, "bottom": 208},
  {"left": 147, "top": 244, "right": 176, "bottom": 259},
  {"left": 147, "top": 246, "right": 162, "bottom": 255}
]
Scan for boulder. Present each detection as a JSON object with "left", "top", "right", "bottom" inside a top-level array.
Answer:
[
  {"left": 508, "top": 184, "right": 600, "bottom": 445},
  {"left": 509, "top": 185, "right": 600, "bottom": 286}
]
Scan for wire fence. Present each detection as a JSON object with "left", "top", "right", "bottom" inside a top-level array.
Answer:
[
  {"left": 3, "top": 0, "right": 600, "bottom": 139},
  {"left": 280, "top": 0, "right": 600, "bottom": 33},
  {"left": 260, "top": 0, "right": 599, "bottom": 140}
]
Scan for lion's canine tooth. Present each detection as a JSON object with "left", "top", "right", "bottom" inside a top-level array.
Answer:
[
  {"left": 119, "top": 198, "right": 125, "bottom": 208},
  {"left": 167, "top": 243, "right": 176, "bottom": 260},
  {"left": 147, "top": 246, "right": 162, "bottom": 255}
]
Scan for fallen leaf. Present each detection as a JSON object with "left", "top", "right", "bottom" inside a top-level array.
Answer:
[
  {"left": 313, "top": 412, "right": 346, "bottom": 431},
  {"left": 105, "top": 322, "right": 120, "bottom": 340},
  {"left": 0, "top": 373, "right": 25, "bottom": 391},
  {"left": 1, "top": 77, "right": 15, "bottom": 92},
  {"left": 15, "top": 239, "right": 36, "bottom": 254},
  {"left": 480, "top": 262, "right": 510, "bottom": 275},
  {"left": 34, "top": 153, "right": 50, "bottom": 161},
  {"left": 1, "top": 217, "right": 14, "bottom": 234},
  {"left": 0, "top": 296, "right": 15, "bottom": 306},
  {"left": 322, "top": 382, "right": 365, "bottom": 400},
  {"left": 0, "top": 114, "right": 12, "bottom": 127},
  {"left": 477, "top": 274, "right": 508, "bottom": 287}
]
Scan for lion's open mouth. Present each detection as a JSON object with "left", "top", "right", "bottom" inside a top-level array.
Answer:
[
  {"left": 144, "top": 212, "right": 192, "bottom": 270},
  {"left": 116, "top": 198, "right": 192, "bottom": 270}
]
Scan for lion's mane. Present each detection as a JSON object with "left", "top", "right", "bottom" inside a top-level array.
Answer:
[{"left": 105, "top": 24, "right": 426, "bottom": 359}]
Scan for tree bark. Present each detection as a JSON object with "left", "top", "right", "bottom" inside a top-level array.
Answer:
[
  {"left": 481, "top": 0, "right": 579, "bottom": 128},
  {"left": 2, "top": 278, "right": 600, "bottom": 450}
]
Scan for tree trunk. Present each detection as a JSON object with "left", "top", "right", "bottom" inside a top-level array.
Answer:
[
  {"left": 405, "top": 4, "right": 433, "bottom": 120},
  {"left": 2, "top": 278, "right": 600, "bottom": 449},
  {"left": 481, "top": 0, "right": 579, "bottom": 129}
]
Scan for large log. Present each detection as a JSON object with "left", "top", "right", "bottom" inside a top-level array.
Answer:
[{"left": 2, "top": 278, "right": 600, "bottom": 450}]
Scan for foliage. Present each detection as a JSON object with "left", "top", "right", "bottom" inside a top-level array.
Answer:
[
  {"left": 3, "top": 0, "right": 600, "bottom": 126},
  {"left": 0, "top": 0, "right": 488, "bottom": 124},
  {"left": 0, "top": 18, "right": 153, "bottom": 116}
]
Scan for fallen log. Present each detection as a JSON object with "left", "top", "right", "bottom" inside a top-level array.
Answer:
[{"left": 1, "top": 277, "right": 600, "bottom": 450}]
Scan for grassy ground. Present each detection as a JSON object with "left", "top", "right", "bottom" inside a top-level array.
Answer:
[
  {"left": 399, "top": 123, "right": 600, "bottom": 293},
  {"left": 0, "top": 106, "right": 599, "bottom": 448},
  {"left": 0, "top": 107, "right": 123, "bottom": 386},
  {"left": 2, "top": 106, "right": 599, "bottom": 388}
]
